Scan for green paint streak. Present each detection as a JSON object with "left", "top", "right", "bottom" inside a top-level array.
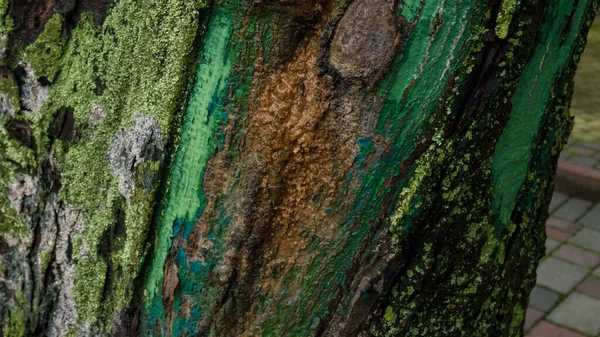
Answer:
[
  {"left": 400, "top": 0, "right": 424, "bottom": 23},
  {"left": 144, "top": 7, "right": 234, "bottom": 329},
  {"left": 491, "top": 0, "right": 589, "bottom": 227},
  {"left": 383, "top": 0, "right": 477, "bottom": 235}
]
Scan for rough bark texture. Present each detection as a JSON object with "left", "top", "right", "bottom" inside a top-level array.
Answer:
[{"left": 0, "top": 0, "right": 597, "bottom": 336}]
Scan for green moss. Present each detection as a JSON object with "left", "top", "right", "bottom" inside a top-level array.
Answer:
[
  {"left": 41, "top": 250, "right": 52, "bottom": 270},
  {"left": 0, "top": 0, "right": 13, "bottom": 64},
  {"left": 0, "top": 75, "right": 20, "bottom": 112},
  {"left": 9, "top": 0, "right": 212, "bottom": 331},
  {"left": 24, "top": 14, "right": 66, "bottom": 82},
  {"left": 0, "top": 73, "right": 28, "bottom": 236},
  {"left": 4, "top": 293, "right": 26, "bottom": 337},
  {"left": 384, "top": 306, "right": 397, "bottom": 323},
  {"left": 0, "top": 138, "right": 36, "bottom": 238}
]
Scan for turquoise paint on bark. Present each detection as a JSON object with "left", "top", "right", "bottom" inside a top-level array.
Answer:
[
  {"left": 144, "top": 7, "right": 234, "bottom": 332},
  {"left": 491, "top": 0, "right": 590, "bottom": 227}
]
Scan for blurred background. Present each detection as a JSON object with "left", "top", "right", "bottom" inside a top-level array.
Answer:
[{"left": 525, "top": 19, "right": 600, "bottom": 337}]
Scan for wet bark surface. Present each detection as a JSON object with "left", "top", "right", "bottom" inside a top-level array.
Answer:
[{"left": 0, "top": 0, "right": 598, "bottom": 336}]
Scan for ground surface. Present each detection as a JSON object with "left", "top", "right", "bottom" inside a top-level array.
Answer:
[
  {"left": 570, "top": 18, "right": 600, "bottom": 143},
  {"left": 525, "top": 188, "right": 600, "bottom": 337}
]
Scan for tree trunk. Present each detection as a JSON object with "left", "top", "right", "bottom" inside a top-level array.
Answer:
[{"left": 0, "top": 0, "right": 597, "bottom": 336}]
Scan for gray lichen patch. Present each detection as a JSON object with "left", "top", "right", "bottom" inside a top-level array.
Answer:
[
  {"left": 0, "top": 90, "right": 16, "bottom": 116},
  {"left": 108, "top": 115, "right": 163, "bottom": 199},
  {"left": 8, "top": 174, "right": 38, "bottom": 213},
  {"left": 45, "top": 199, "right": 82, "bottom": 337},
  {"left": 0, "top": 34, "right": 7, "bottom": 60},
  {"left": 329, "top": 0, "right": 403, "bottom": 84},
  {"left": 18, "top": 62, "right": 49, "bottom": 116},
  {"left": 88, "top": 105, "right": 105, "bottom": 126}
]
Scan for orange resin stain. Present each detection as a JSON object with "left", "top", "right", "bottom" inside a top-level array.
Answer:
[{"left": 230, "top": 35, "right": 362, "bottom": 334}]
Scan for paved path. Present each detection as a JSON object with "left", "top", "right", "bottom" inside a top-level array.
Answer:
[
  {"left": 561, "top": 138, "right": 600, "bottom": 170},
  {"left": 525, "top": 192, "right": 600, "bottom": 336}
]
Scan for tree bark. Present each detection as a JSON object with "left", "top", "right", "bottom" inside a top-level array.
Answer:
[{"left": 0, "top": 0, "right": 597, "bottom": 336}]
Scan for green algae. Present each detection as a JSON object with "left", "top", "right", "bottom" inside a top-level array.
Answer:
[
  {"left": 495, "top": 0, "right": 518, "bottom": 39},
  {"left": 4, "top": 294, "right": 26, "bottom": 337},
  {"left": 0, "top": 0, "right": 12, "bottom": 62}
]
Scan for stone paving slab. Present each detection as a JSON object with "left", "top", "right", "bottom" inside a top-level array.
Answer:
[
  {"left": 595, "top": 266, "right": 600, "bottom": 278},
  {"left": 569, "top": 146, "right": 597, "bottom": 157},
  {"left": 536, "top": 257, "right": 589, "bottom": 294},
  {"left": 578, "top": 141, "right": 600, "bottom": 151},
  {"left": 576, "top": 276, "right": 600, "bottom": 301},
  {"left": 554, "top": 198, "right": 593, "bottom": 222},
  {"left": 546, "top": 239, "right": 561, "bottom": 255},
  {"left": 524, "top": 308, "right": 544, "bottom": 332},
  {"left": 547, "top": 292, "right": 600, "bottom": 336},
  {"left": 550, "top": 192, "right": 570, "bottom": 213},
  {"left": 527, "top": 321, "right": 586, "bottom": 337},
  {"left": 570, "top": 228, "right": 600, "bottom": 252},
  {"left": 570, "top": 156, "right": 599, "bottom": 168},
  {"left": 547, "top": 227, "right": 573, "bottom": 242},
  {"left": 529, "top": 286, "right": 560, "bottom": 311},
  {"left": 578, "top": 203, "right": 600, "bottom": 231},
  {"left": 547, "top": 217, "right": 579, "bottom": 237},
  {"left": 553, "top": 244, "right": 600, "bottom": 268}
]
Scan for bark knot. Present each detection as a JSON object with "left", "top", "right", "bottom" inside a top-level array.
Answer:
[{"left": 329, "top": 0, "right": 404, "bottom": 85}]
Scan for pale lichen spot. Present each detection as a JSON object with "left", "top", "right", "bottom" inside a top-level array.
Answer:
[
  {"left": 0, "top": 34, "right": 7, "bottom": 59},
  {"left": 18, "top": 62, "right": 49, "bottom": 116},
  {"left": 8, "top": 174, "right": 38, "bottom": 212},
  {"left": 108, "top": 115, "right": 163, "bottom": 199},
  {"left": 89, "top": 104, "right": 105, "bottom": 125}
]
